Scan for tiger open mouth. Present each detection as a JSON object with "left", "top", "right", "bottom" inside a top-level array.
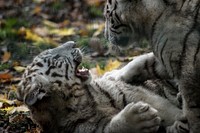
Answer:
[
  {"left": 76, "top": 67, "right": 90, "bottom": 81},
  {"left": 74, "top": 49, "right": 90, "bottom": 81}
]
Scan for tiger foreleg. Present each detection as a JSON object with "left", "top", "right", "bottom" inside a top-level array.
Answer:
[
  {"left": 105, "top": 101, "right": 161, "bottom": 133},
  {"left": 103, "top": 52, "right": 170, "bottom": 84}
]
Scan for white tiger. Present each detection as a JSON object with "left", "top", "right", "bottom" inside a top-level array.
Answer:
[
  {"left": 17, "top": 41, "right": 188, "bottom": 133},
  {"left": 104, "top": 0, "right": 200, "bottom": 132}
]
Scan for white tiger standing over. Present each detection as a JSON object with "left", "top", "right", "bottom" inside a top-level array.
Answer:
[
  {"left": 17, "top": 41, "right": 187, "bottom": 133},
  {"left": 104, "top": 0, "right": 200, "bottom": 132}
]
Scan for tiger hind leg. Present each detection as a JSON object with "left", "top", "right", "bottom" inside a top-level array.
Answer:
[
  {"left": 180, "top": 67, "right": 200, "bottom": 133},
  {"left": 106, "top": 102, "right": 161, "bottom": 133}
]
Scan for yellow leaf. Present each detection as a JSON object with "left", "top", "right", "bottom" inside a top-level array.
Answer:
[
  {"left": 14, "top": 66, "right": 26, "bottom": 72},
  {"left": 96, "top": 64, "right": 105, "bottom": 76},
  {"left": 24, "top": 28, "right": 58, "bottom": 46},
  {"left": 49, "top": 28, "right": 76, "bottom": 36},
  {"left": 0, "top": 98, "right": 24, "bottom": 114},
  {"left": 25, "top": 29, "right": 44, "bottom": 42},
  {"left": 104, "top": 60, "right": 121, "bottom": 72},
  {"left": 93, "top": 23, "right": 105, "bottom": 37},
  {"left": 0, "top": 103, "right": 29, "bottom": 114},
  {"left": 96, "top": 60, "right": 121, "bottom": 76},
  {"left": 43, "top": 20, "right": 58, "bottom": 28},
  {"left": 0, "top": 98, "right": 15, "bottom": 106},
  {"left": 86, "top": 23, "right": 99, "bottom": 30},
  {"left": 1, "top": 106, "right": 14, "bottom": 113},
  {"left": 2, "top": 51, "right": 11, "bottom": 63}
]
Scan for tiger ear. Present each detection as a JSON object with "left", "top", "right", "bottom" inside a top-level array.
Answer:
[{"left": 24, "top": 75, "right": 50, "bottom": 106}]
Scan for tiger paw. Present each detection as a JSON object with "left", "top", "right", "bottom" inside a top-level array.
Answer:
[
  {"left": 103, "top": 54, "right": 154, "bottom": 83},
  {"left": 103, "top": 69, "right": 123, "bottom": 81},
  {"left": 166, "top": 117, "right": 189, "bottom": 133},
  {"left": 110, "top": 101, "right": 161, "bottom": 133}
]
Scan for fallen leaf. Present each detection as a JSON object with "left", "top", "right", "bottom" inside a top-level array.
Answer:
[
  {"left": 96, "top": 60, "right": 121, "bottom": 76},
  {"left": 93, "top": 23, "right": 105, "bottom": 37},
  {"left": 79, "top": 29, "right": 89, "bottom": 36},
  {"left": 43, "top": 20, "right": 59, "bottom": 28},
  {"left": 49, "top": 28, "right": 76, "bottom": 36},
  {"left": 9, "top": 105, "right": 29, "bottom": 114},
  {"left": 12, "top": 61, "right": 21, "bottom": 67},
  {"left": 32, "top": 6, "right": 42, "bottom": 15},
  {"left": 1, "top": 106, "right": 14, "bottom": 113},
  {"left": 84, "top": 0, "right": 104, "bottom": 6},
  {"left": 0, "top": 102, "right": 3, "bottom": 108},
  {"left": 58, "top": 20, "right": 70, "bottom": 28},
  {"left": 14, "top": 66, "right": 26, "bottom": 73},
  {"left": 104, "top": 60, "right": 121, "bottom": 72},
  {"left": 96, "top": 64, "right": 104, "bottom": 76},
  {"left": 0, "top": 98, "right": 25, "bottom": 114},
  {"left": 0, "top": 98, "right": 15, "bottom": 108},
  {"left": 25, "top": 29, "right": 45, "bottom": 42},
  {"left": 0, "top": 72, "right": 12, "bottom": 80},
  {"left": 86, "top": 23, "right": 100, "bottom": 31},
  {"left": 33, "top": 27, "right": 49, "bottom": 37},
  {"left": 24, "top": 28, "right": 58, "bottom": 46},
  {"left": 0, "top": 77, "right": 21, "bottom": 84},
  {"left": 2, "top": 51, "right": 11, "bottom": 63}
]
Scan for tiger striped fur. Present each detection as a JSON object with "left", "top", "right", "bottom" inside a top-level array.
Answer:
[
  {"left": 104, "top": 0, "right": 200, "bottom": 132},
  {"left": 17, "top": 41, "right": 187, "bottom": 133}
]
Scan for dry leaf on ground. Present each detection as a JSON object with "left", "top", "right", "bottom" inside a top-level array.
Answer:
[
  {"left": 96, "top": 60, "right": 121, "bottom": 76},
  {"left": 2, "top": 52, "right": 11, "bottom": 63},
  {"left": 0, "top": 73, "right": 13, "bottom": 80}
]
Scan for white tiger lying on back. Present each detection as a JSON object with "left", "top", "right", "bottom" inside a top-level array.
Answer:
[{"left": 17, "top": 41, "right": 187, "bottom": 133}]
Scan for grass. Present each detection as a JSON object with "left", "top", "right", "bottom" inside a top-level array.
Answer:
[
  {"left": 0, "top": 64, "right": 10, "bottom": 71},
  {"left": 89, "top": 6, "right": 103, "bottom": 18},
  {"left": 0, "top": 18, "right": 29, "bottom": 42}
]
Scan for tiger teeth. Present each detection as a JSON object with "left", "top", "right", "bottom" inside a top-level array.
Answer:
[
  {"left": 78, "top": 66, "right": 88, "bottom": 72},
  {"left": 79, "top": 68, "right": 88, "bottom": 72},
  {"left": 76, "top": 66, "right": 89, "bottom": 74}
]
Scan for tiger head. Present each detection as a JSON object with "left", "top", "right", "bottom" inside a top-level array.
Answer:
[
  {"left": 104, "top": 0, "right": 167, "bottom": 48},
  {"left": 17, "top": 41, "right": 90, "bottom": 106}
]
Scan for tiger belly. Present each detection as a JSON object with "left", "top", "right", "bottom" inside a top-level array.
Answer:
[{"left": 94, "top": 79, "right": 182, "bottom": 127}]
